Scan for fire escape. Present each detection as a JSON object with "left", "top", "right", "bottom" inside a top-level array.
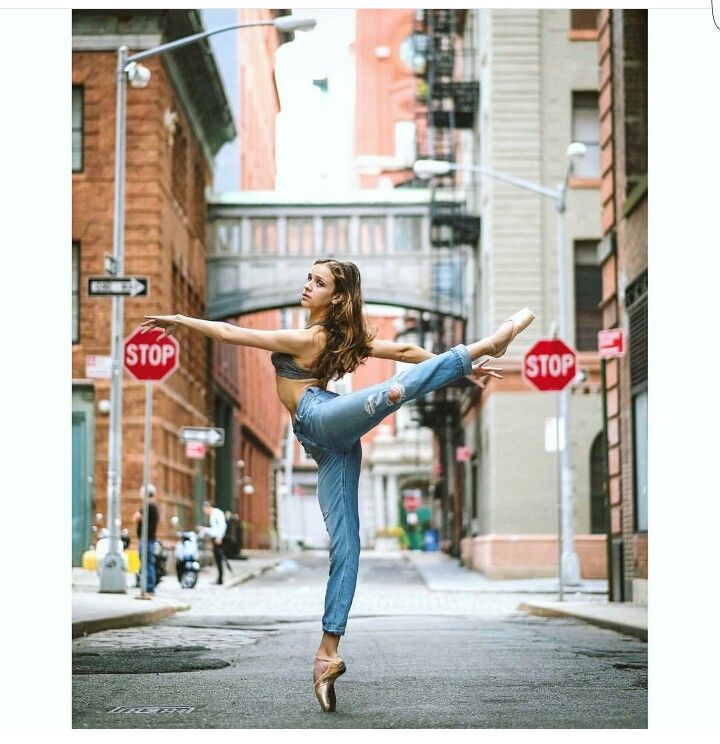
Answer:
[{"left": 404, "top": 9, "right": 480, "bottom": 557}]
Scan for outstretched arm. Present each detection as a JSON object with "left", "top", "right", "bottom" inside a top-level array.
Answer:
[
  {"left": 369, "top": 338, "right": 435, "bottom": 364},
  {"left": 140, "top": 314, "right": 315, "bottom": 355}
]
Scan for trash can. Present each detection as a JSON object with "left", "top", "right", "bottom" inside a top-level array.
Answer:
[{"left": 422, "top": 529, "right": 439, "bottom": 551}]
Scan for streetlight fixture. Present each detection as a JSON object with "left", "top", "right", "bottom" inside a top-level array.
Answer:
[
  {"left": 413, "top": 143, "right": 587, "bottom": 588},
  {"left": 99, "top": 15, "right": 317, "bottom": 593}
]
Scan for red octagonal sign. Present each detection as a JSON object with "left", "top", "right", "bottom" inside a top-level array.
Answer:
[
  {"left": 124, "top": 327, "right": 180, "bottom": 383},
  {"left": 523, "top": 338, "right": 577, "bottom": 392}
]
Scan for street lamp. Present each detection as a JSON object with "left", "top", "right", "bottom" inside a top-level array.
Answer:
[
  {"left": 413, "top": 144, "right": 587, "bottom": 588},
  {"left": 99, "top": 15, "right": 317, "bottom": 593}
]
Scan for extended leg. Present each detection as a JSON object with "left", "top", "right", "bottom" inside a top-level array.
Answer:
[{"left": 303, "top": 345, "right": 472, "bottom": 451}]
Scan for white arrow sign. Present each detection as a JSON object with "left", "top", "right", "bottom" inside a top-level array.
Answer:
[
  {"left": 88, "top": 276, "right": 149, "bottom": 297},
  {"left": 179, "top": 427, "right": 225, "bottom": 447}
]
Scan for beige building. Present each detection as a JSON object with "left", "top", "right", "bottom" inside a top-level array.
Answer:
[{"left": 459, "top": 9, "right": 606, "bottom": 578}]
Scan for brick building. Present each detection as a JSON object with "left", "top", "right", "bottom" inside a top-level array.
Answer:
[
  {"left": 405, "top": 9, "right": 607, "bottom": 575},
  {"left": 231, "top": 8, "right": 294, "bottom": 549},
  {"left": 354, "top": 9, "right": 417, "bottom": 189},
  {"left": 596, "top": 9, "right": 648, "bottom": 602},
  {"left": 71, "top": 10, "right": 235, "bottom": 563}
]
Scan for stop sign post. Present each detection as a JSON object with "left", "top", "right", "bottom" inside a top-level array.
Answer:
[
  {"left": 123, "top": 327, "right": 180, "bottom": 598},
  {"left": 523, "top": 337, "right": 581, "bottom": 595},
  {"left": 523, "top": 339, "right": 577, "bottom": 392}
]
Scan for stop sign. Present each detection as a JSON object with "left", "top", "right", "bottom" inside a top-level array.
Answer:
[
  {"left": 124, "top": 327, "right": 180, "bottom": 382},
  {"left": 523, "top": 339, "right": 577, "bottom": 392}
]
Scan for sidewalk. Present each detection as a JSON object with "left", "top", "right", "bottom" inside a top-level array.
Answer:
[
  {"left": 72, "top": 549, "right": 298, "bottom": 639},
  {"left": 406, "top": 549, "right": 647, "bottom": 641},
  {"left": 405, "top": 550, "right": 608, "bottom": 594},
  {"left": 517, "top": 600, "right": 647, "bottom": 641}
]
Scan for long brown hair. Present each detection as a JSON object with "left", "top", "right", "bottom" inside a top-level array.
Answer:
[{"left": 309, "top": 259, "right": 376, "bottom": 386}]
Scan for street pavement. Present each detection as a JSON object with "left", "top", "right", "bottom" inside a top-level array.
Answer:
[
  {"left": 72, "top": 549, "right": 295, "bottom": 638},
  {"left": 72, "top": 548, "right": 647, "bottom": 728}
]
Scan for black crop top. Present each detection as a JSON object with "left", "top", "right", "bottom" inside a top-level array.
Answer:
[{"left": 270, "top": 321, "right": 325, "bottom": 380}]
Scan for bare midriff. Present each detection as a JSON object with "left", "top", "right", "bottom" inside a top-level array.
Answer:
[{"left": 275, "top": 374, "right": 324, "bottom": 426}]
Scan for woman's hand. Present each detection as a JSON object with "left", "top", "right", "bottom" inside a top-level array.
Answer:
[
  {"left": 140, "top": 314, "right": 179, "bottom": 340},
  {"left": 466, "top": 357, "right": 503, "bottom": 389}
]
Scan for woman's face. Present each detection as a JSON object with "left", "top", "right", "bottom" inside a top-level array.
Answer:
[{"left": 301, "top": 263, "right": 339, "bottom": 312}]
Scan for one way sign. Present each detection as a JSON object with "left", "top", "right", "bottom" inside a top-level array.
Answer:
[
  {"left": 88, "top": 276, "right": 149, "bottom": 297},
  {"left": 179, "top": 427, "right": 225, "bottom": 447}
]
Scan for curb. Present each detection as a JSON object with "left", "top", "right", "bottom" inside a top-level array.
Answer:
[
  {"left": 222, "top": 553, "right": 303, "bottom": 590},
  {"left": 222, "top": 563, "right": 274, "bottom": 589},
  {"left": 72, "top": 603, "right": 189, "bottom": 639},
  {"left": 518, "top": 602, "right": 647, "bottom": 641}
]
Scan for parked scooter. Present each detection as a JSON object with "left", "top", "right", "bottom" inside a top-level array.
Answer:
[{"left": 175, "top": 531, "right": 201, "bottom": 588}]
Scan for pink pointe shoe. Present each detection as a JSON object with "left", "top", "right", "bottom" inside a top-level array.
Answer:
[
  {"left": 487, "top": 307, "right": 535, "bottom": 357},
  {"left": 313, "top": 656, "right": 346, "bottom": 712}
]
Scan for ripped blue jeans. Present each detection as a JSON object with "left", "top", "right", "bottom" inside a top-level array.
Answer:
[{"left": 292, "top": 344, "right": 472, "bottom": 636}]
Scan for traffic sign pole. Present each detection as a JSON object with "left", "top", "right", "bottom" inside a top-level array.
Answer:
[
  {"left": 139, "top": 381, "right": 153, "bottom": 600},
  {"left": 555, "top": 202, "right": 581, "bottom": 589},
  {"left": 523, "top": 336, "right": 581, "bottom": 592},
  {"left": 99, "top": 46, "right": 129, "bottom": 594},
  {"left": 119, "top": 327, "right": 180, "bottom": 599},
  {"left": 555, "top": 393, "right": 564, "bottom": 602}
]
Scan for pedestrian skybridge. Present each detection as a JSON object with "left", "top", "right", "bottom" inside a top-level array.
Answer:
[{"left": 206, "top": 190, "right": 473, "bottom": 320}]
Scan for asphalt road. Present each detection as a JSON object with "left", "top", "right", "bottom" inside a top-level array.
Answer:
[{"left": 72, "top": 553, "right": 647, "bottom": 728}]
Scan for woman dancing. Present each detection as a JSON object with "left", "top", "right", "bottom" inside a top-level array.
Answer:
[{"left": 140, "top": 258, "right": 534, "bottom": 712}]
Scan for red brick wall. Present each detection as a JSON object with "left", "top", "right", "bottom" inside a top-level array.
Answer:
[
  {"left": 231, "top": 10, "right": 287, "bottom": 546},
  {"left": 231, "top": 309, "right": 287, "bottom": 549},
  {"left": 597, "top": 10, "right": 648, "bottom": 594},
  {"left": 72, "top": 50, "right": 216, "bottom": 542},
  {"left": 239, "top": 8, "right": 281, "bottom": 190},
  {"left": 355, "top": 9, "right": 415, "bottom": 187},
  {"left": 598, "top": 10, "right": 615, "bottom": 234}
]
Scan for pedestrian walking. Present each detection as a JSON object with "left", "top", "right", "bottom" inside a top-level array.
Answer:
[
  {"left": 132, "top": 484, "right": 159, "bottom": 594},
  {"left": 198, "top": 501, "right": 227, "bottom": 585},
  {"left": 140, "top": 257, "right": 534, "bottom": 712}
]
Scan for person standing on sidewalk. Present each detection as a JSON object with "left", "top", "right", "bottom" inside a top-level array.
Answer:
[
  {"left": 132, "top": 485, "right": 159, "bottom": 594},
  {"left": 140, "top": 258, "right": 533, "bottom": 712},
  {"left": 199, "top": 501, "right": 227, "bottom": 585}
]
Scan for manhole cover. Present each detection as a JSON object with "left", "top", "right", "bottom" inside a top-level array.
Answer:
[{"left": 73, "top": 645, "right": 230, "bottom": 675}]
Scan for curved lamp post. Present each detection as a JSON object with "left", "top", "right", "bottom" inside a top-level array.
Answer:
[
  {"left": 413, "top": 144, "right": 587, "bottom": 589},
  {"left": 100, "top": 15, "right": 317, "bottom": 592}
]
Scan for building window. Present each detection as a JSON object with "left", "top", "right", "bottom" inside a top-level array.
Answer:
[
  {"left": 394, "top": 216, "right": 423, "bottom": 252},
  {"left": 359, "top": 216, "right": 386, "bottom": 254},
  {"left": 172, "top": 122, "right": 187, "bottom": 213},
  {"left": 323, "top": 218, "right": 349, "bottom": 252},
  {"left": 572, "top": 92, "right": 600, "bottom": 179},
  {"left": 72, "top": 241, "right": 80, "bottom": 343},
  {"left": 626, "top": 269, "right": 648, "bottom": 533},
  {"left": 621, "top": 10, "right": 648, "bottom": 198},
  {"left": 72, "top": 86, "right": 83, "bottom": 172},
  {"left": 395, "top": 120, "right": 416, "bottom": 166},
  {"left": 570, "top": 9, "right": 599, "bottom": 31},
  {"left": 633, "top": 390, "right": 648, "bottom": 532},
  {"left": 590, "top": 433, "right": 606, "bottom": 534},
  {"left": 192, "top": 159, "right": 206, "bottom": 241},
  {"left": 574, "top": 240, "right": 602, "bottom": 351},
  {"left": 250, "top": 218, "right": 278, "bottom": 254}
]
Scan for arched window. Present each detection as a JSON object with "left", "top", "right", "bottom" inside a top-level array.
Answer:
[{"left": 590, "top": 433, "right": 606, "bottom": 534}]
